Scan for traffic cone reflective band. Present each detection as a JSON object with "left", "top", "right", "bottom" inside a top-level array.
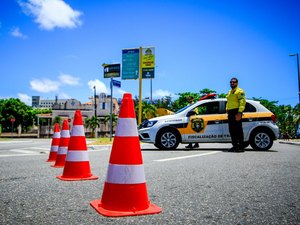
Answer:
[
  {"left": 57, "top": 110, "right": 98, "bottom": 181},
  {"left": 51, "top": 119, "right": 70, "bottom": 168},
  {"left": 46, "top": 123, "right": 60, "bottom": 162},
  {"left": 90, "top": 93, "right": 162, "bottom": 217}
]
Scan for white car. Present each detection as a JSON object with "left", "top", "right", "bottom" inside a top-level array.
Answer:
[{"left": 138, "top": 98, "right": 280, "bottom": 151}]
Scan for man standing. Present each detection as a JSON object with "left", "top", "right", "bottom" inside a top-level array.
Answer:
[
  {"left": 186, "top": 96, "right": 199, "bottom": 149},
  {"left": 226, "top": 77, "right": 246, "bottom": 152}
]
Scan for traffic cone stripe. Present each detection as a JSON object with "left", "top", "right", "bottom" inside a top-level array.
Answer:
[
  {"left": 115, "top": 118, "right": 138, "bottom": 137},
  {"left": 106, "top": 164, "right": 145, "bottom": 184},
  {"left": 61, "top": 130, "right": 70, "bottom": 137},
  {"left": 71, "top": 125, "right": 85, "bottom": 136},
  {"left": 50, "top": 146, "right": 59, "bottom": 152},
  {"left": 66, "top": 150, "right": 89, "bottom": 162},
  {"left": 57, "top": 146, "right": 68, "bottom": 155},
  {"left": 53, "top": 132, "right": 60, "bottom": 138}
]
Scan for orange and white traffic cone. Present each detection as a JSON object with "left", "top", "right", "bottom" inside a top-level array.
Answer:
[
  {"left": 46, "top": 123, "right": 60, "bottom": 162},
  {"left": 51, "top": 119, "right": 70, "bottom": 168},
  {"left": 57, "top": 110, "right": 98, "bottom": 181},
  {"left": 90, "top": 93, "right": 162, "bottom": 217}
]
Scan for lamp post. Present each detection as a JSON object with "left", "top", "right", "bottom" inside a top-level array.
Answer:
[
  {"left": 93, "top": 86, "right": 97, "bottom": 117},
  {"left": 289, "top": 53, "right": 300, "bottom": 103}
]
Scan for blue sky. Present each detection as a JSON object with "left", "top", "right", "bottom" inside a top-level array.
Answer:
[{"left": 1, "top": 0, "right": 300, "bottom": 107}]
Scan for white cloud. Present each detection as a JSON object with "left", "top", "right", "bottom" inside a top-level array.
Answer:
[
  {"left": 59, "top": 73, "right": 80, "bottom": 85},
  {"left": 18, "top": 93, "right": 31, "bottom": 105},
  {"left": 19, "top": 0, "right": 82, "bottom": 30},
  {"left": 30, "top": 78, "right": 60, "bottom": 93},
  {"left": 11, "top": 27, "right": 28, "bottom": 39},
  {"left": 153, "top": 89, "right": 176, "bottom": 98},
  {"left": 88, "top": 79, "right": 108, "bottom": 94},
  {"left": 58, "top": 92, "right": 71, "bottom": 99}
]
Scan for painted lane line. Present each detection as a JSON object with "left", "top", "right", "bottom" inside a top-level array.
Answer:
[
  {"left": 10, "top": 149, "right": 40, "bottom": 154},
  {"left": 154, "top": 151, "right": 220, "bottom": 162},
  {"left": 0, "top": 153, "right": 42, "bottom": 158}
]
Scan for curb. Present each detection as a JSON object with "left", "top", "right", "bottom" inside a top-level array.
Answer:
[{"left": 279, "top": 141, "right": 300, "bottom": 146}]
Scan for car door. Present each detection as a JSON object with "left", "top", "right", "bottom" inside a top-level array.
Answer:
[{"left": 180, "top": 101, "right": 224, "bottom": 142}]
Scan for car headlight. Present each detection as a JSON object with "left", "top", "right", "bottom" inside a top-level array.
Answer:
[{"left": 139, "top": 120, "right": 157, "bottom": 129}]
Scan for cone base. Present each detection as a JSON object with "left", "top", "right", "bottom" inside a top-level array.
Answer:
[
  {"left": 56, "top": 175, "right": 98, "bottom": 181},
  {"left": 51, "top": 164, "right": 64, "bottom": 168},
  {"left": 90, "top": 199, "right": 162, "bottom": 217}
]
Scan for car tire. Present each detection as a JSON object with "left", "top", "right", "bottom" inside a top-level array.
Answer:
[
  {"left": 156, "top": 129, "right": 180, "bottom": 150},
  {"left": 250, "top": 129, "right": 273, "bottom": 151}
]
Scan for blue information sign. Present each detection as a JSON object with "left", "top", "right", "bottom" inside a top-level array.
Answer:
[{"left": 122, "top": 48, "right": 139, "bottom": 79}]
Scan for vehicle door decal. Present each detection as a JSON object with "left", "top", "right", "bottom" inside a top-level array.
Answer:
[{"left": 191, "top": 118, "right": 204, "bottom": 132}]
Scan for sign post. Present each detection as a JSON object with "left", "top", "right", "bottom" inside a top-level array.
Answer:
[
  {"left": 10, "top": 117, "right": 15, "bottom": 138},
  {"left": 103, "top": 63, "right": 121, "bottom": 140}
]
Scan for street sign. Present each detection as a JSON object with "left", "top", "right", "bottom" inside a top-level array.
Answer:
[
  {"left": 112, "top": 79, "right": 121, "bottom": 88},
  {"left": 103, "top": 64, "right": 120, "bottom": 78},
  {"left": 122, "top": 48, "right": 139, "bottom": 79},
  {"left": 10, "top": 118, "right": 15, "bottom": 123},
  {"left": 142, "top": 47, "right": 155, "bottom": 79}
]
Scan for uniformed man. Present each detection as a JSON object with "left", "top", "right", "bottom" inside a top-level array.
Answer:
[
  {"left": 226, "top": 77, "right": 246, "bottom": 152},
  {"left": 186, "top": 96, "right": 199, "bottom": 149}
]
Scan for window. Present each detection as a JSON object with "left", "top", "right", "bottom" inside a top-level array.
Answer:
[
  {"left": 196, "top": 102, "right": 220, "bottom": 115},
  {"left": 101, "top": 102, "right": 106, "bottom": 110},
  {"left": 244, "top": 102, "right": 257, "bottom": 112}
]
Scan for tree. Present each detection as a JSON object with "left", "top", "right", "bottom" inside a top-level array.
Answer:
[
  {"left": 104, "top": 114, "right": 118, "bottom": 132},
  {"left": 0, "top": 98, "right": 32, "bottom": 132},
  {"left": 85, "top": 116, "right": 101, "bottom": 138},
  {"left": 138, "top": 101, "right": 157, "bottom": 120},
  {"left": 52, "top": 116, "right": 62, "bottom": 125}
]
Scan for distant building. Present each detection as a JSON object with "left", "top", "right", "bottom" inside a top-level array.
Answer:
[
  {"left": 32, "top": 96, "right": 68, "bottom": 109},
  {"left": 36, "top": 93, "right": 120, "bottom": 137}
]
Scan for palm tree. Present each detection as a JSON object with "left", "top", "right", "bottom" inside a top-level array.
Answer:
[
  {"left": 104, "top": 114, "right": 118, "bottom": 132},
  {"left": 85, "top": 116, "right": 101, "bottom": 138}
]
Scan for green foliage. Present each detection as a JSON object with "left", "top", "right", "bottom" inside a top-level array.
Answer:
[{"left": 0, "top": 98, "right": 32, "bottom": 132}]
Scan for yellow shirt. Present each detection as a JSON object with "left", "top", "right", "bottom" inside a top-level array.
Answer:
[{"left": 226, "top": 87, "right": 246, "bottom": 112}]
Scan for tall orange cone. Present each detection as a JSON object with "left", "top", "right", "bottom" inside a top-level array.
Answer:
[
  {"left": 57, "top": 110, "right": 98, "bottom": 181},
  {"left": 46, "top": 123, "right": 60, "bottom": 162},
  {"left": 90, "top": 93, "right": 162, "bottom": 217},
  {"left": 51, "top": 119, "right": 70, "bottom": 168}
]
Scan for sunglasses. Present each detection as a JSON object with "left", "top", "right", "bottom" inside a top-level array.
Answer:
[{"left": 230, "top": 81, "right": 237, "bottom": 83}]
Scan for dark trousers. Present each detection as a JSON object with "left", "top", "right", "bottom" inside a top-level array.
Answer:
[{"left": 228, "top": 109, "right": 244, "bottom": 149}]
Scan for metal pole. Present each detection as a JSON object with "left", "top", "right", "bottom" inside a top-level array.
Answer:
[
  {"left": 296, "top": 53, "right": 300, "bottom": 104},
  {"left": 93, "top": 86, "right": 97, "bottom": 117},
  {"left": 150, "top": 78, "right": 153, "bottom": 103},
  {"left": 138, "top": 46, "right": 143, "bottom": 125},
  {"left": 110, "top": 77, "right": 113, "bottom": 141},
  {"left": 290, "top": 53, "right": 300, "bottom": 104}
]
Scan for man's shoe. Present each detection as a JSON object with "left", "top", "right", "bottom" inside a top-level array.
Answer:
[
  {"left": 235, "top": 149, "right": 245, "bottom": 153},
  {"left": 185, "top": 144, "right": 193, "bottom": 149},
  {"left": 226, "top": 147, "right": 237, "bottom": 152},
  {"left": 193, "top": 143, "right": 199, "bottom": 148}
]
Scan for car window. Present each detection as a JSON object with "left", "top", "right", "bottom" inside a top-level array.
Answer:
[
  {"left": 195, "top": 102, "right": 220, "bottom": 115},
  {"left": 244, "top": 102, "right": 257, "bottom": 112}
]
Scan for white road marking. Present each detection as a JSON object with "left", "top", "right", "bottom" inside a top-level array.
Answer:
[
  {"left": 0, "top": 153, "right": 42, "bottom": 158},
  {"left": 10, "top": 149, "right": 39, "bottom": 154},
  {"left": 154, "top": 151, "right": 220, "bottom": 162}
]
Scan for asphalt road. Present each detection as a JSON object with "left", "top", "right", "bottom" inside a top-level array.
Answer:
[{"left": 0, "top": 140, "right": 299, "bottom": 225}]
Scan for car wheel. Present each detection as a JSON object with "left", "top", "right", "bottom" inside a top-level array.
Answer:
[
  {"left": 250, "top": 129, "right": 273, "bottom": 151},
  {"left": 156, "top": 129, "right": 180, "bottom": 150}
]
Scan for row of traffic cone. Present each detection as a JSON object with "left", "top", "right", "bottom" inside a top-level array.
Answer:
[{"left": 46, "top": 93, "right": 162, "bottom": 217}]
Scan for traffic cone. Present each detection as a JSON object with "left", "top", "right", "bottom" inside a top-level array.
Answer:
[
  {"left": 57, "top": 110, "right": 98, "bottom": 181},
  {"left": 51, "top": 119, "right": 70, "bottom": 168},
  {"left": 90, "top": 93, "right": 162, "bottom": 217},
  {"left": 46, "top": 123, "right": 60, "bottom": 162}
]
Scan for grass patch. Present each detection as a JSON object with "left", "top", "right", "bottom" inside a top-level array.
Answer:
[{"left": 87, "top": 137, "right": 114, "bottom": 145}]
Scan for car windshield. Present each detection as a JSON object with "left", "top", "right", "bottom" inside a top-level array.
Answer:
[{"left": 175, "top": 102, "right": 198, "bottom": 114}]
